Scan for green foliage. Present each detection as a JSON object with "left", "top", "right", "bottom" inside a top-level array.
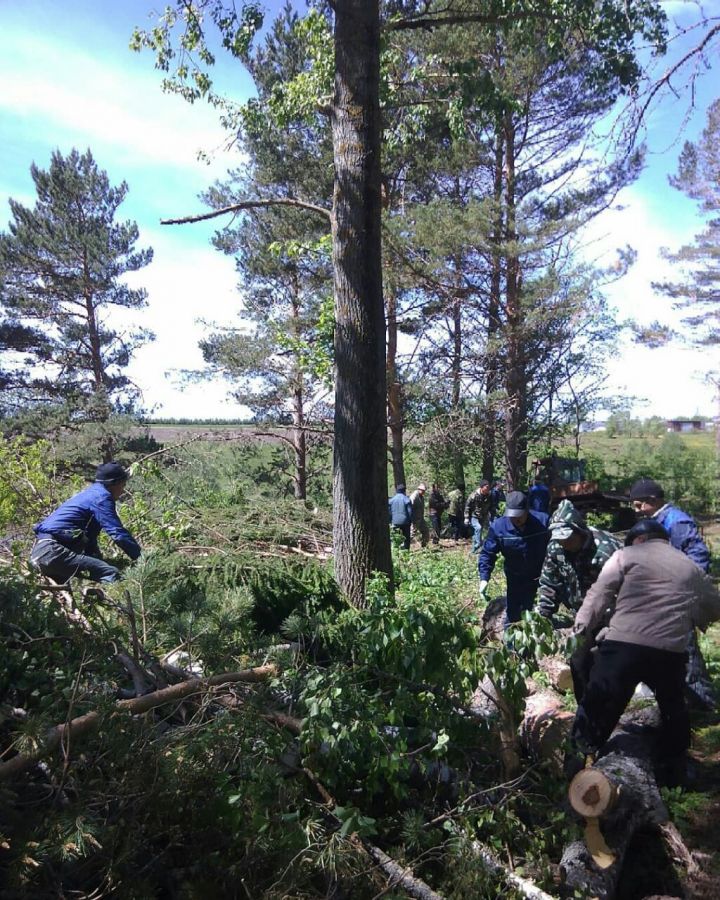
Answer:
[
  {"left": 293, "top": 557, "right": 486, "bottom": 806},
  {"left": 480, "top": 612, "right": 562, "bottom": 717},
  {"left": 0, "top": 149, "right": 153, "bottom": 436},
  {"left": 660, "top": 787, "right": 708, "bottom": 832},
  {"left": 0, "top": 436, "right": 62, "bottom": 533}
]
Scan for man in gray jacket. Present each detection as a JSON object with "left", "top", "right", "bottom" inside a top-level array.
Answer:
[{"left": 570, "top": 519, "right": 720, "bottom": 783}]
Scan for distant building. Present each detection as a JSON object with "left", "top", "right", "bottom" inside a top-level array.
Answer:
[{"left": 666, "top": 418, "right": 709, "bottom": 433}]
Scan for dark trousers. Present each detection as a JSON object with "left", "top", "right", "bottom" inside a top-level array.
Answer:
[
  {"left": 393, "top": 523, "right": 411, "bottom": 550},
  {"left": 504, "top": 578, "right": 538, "bottom": 627},
  {"left": 572, "top": 639, "right": 690, "bottom": 760},
  {"left": 448, "top": 515, "right": 463, "bottom": 540},
  {"left": 30, "top": 537, "right": 121, "bottom": 584},
  {"left": 572, "top": 628, "right": 716, "bottom": 711},
  {"left": 429, "top": 512, "right": 442, "bottom": 544}
]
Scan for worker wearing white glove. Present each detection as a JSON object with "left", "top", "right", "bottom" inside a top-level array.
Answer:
[{"left": 478, "top": 579, "right": 489, "bottom": 600}]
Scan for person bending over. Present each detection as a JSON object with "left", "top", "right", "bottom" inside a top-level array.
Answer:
[
  {"left": 30, "top": 462, "right": 141, "bottom": 584},
  {"left": 570, "top": 519, "right": 720, "bottom": 785}
]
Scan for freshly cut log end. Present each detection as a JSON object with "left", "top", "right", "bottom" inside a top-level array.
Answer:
[
  {"left": 537, "top": 655, "right": 574, "bottom": 693},
  {"left": 560, "top": 752, "right": 668, "bottom": 899},
  {"left": 569, "top": 767, "right": 618, "bottom": 818},
  {"left": 519, "top": 689, "right": 573, "bottom": 770}
]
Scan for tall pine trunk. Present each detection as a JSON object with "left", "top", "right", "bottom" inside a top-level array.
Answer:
[
  {"left": 502, "top": 114, "right": 527, "bottom": 489},
  {"left": 483, "top": 125, "right": 504, "bottom": 483},
  {"left": 386, "top": 288, "right": 406, "bottom": 489},
  {"left": 449, "top": 248, "right": 466, "bottom": 489},
  {"left": 290, "top": 273, "right": 307, "bottom": 500},
  {"left": 331, "top": 0, "right": 393, "bottom": 606}
]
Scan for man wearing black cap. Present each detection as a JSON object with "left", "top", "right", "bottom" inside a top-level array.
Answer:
[
  {"left": 628, "top": 478, "right": 710, "bottom": 572},
  {"left": 478, "top": 490, "right": 550, "bottom": 626},
  {"left": 30, "top": 462, "right": 141, "bottom": 584},
  {"left": 629, "top": 477, "right": 714, "bottom": 709}
]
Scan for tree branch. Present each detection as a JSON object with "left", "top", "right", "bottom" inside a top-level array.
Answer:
[
  {"left": 161, "top": 198, "right": 332, "bottom": 226},
  {"left": 0, "top": 665, "right": 277, "bottom": 781}
]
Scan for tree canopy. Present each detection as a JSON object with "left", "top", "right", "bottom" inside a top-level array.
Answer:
[{"left": 0, "top": 149, "right": 154, "bottom": 454}]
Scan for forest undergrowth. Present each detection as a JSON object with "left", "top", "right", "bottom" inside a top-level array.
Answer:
[{"left": 1, "top": 439, "right": 719, "bottom": 898}]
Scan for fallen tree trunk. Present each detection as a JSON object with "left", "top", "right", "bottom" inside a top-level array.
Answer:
[
  {"left": 519, "top": 688, "right": 573, "bottom": 772},
  {"left": 560, "top": 750, "right": 668, "bottom": 899},
  {"left": 0, "top": 665, "right": 277, "bottom": 781},
  {"left": 537, "top": 656, "right": 573, "bottom": 693}
]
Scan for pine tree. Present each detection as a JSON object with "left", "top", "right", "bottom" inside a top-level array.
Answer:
[
  {"left": 654, "top": 98, "right": 720, "bottom": 348},
  {"left": 0, "top": 149, "right": 153, "bottom": 451},
  {"left": 198, "top": 6, "right": 334, "bottom": 499}
]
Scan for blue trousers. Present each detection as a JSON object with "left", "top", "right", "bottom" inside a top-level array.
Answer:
[
  {"left": 470, "top": 516, "right": 485, "bottom": 552},
  {"left": 30, "top": 537, "right": 121, "bottom": 584}
]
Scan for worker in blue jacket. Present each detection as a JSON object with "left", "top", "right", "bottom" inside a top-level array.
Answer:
[
  {"left": 629, "top": 478, "right": 710, "bottom": 572},
  {"left": 30, "top": 462, "right": 141, "bottom": 584},
  {"left": 478, "top": 490, "right": 550, "bottom": 626},
  {"left": 629, "top": 477, "right": 714, "bottom": 709},
  {"left": 528, "top": 478, "right": 551, "bottom": 515},
  {"left": 388, "top": 483, "right": 413, "bottom": 550}
]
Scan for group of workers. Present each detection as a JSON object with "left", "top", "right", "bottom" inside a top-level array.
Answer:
[
  {"left": 28, "top": 463, "right": 720, "bottom": 786},
  {"left": 391, "top": 475, "right": 720, "bottom": 784},
  {"left": 388, "top": 479, "right": 510, "bottom": 551}
]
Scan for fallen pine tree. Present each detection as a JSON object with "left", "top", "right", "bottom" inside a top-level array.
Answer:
[{"left": 0, "top": 664, "right": 277, "bottom": 781}]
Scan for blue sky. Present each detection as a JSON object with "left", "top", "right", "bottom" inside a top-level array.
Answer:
[{"left": 0, "top": 0, "right": 718, "bottom": 420}]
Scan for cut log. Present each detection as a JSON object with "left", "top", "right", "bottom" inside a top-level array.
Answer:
[
  {"left": 519, "top": 689, "right": 573, "bottom": 771},
  {"left": 559, "top": 751, "right": 668, "bottom": 899},
  {"left": 537, "top": 656, "right": 573, "bottom": 693},
  {"left": 480, "top": 596, "right": 506, "bottom": 640}
]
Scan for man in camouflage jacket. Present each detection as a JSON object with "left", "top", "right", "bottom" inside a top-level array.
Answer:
[
  {"left": 538, "top": 500, "right": 622, "bottom": 701},
  {"left": 538, "top": 500, "right": 622, "bottom": 625}
]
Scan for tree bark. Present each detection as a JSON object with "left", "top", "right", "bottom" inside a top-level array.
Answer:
[
  {"left": 331, "top": 0, "right": 393, "bottom": 606},
  {"left": 502, "top": 113, "right": 527, "bottom": 489},
  {"left": 519, "top": 688, "right": 573, "bottom": 771},
  {"left": 386, "top": 288, "right": 406, "bottom": 488},
  {"left": 290, "top": 270, "right": 308, "bottom": 500},
  {"left": 484, "top": 122, "right": 505, "bottom": 482},
  {"left": 560, "top": 751, "right": 668, "bottom": 899}
]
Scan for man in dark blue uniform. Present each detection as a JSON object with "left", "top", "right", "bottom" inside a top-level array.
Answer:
[
  {"left": 478, "top": 490, "right": 550, "bottom": 626},
  {"left": 528, "top": 478, "right": 551, "bottom": 514},
  {"left": 30, "top": 462, "right": 141, "bottom": 584}
]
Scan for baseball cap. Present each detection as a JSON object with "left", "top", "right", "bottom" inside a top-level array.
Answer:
[
  {"left": 548, "top": 499, "right": 588, "bottom": 541},
  {"left": 504, "top": 491, "right": 528, "bottom": 516},
  {"left": 95, "top": 462, "right": 130, "bottom": 484},
  {"left": 628, "top": 478, "right": 664, "bottom": 501}
]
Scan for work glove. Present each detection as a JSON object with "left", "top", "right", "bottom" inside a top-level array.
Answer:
[{"left": 478, "top": 579, "right": 489, "bottom": 600}]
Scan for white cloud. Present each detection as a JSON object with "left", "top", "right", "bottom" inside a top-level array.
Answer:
[
  {"left": 122, "top": 239, "right": 251, "bottom": 417},
  {"left": 0, "top": 30, "right": 232, "bottom": 175},
  {"left": 584, "top": 187, "right": 718, "bottom": 417}
]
